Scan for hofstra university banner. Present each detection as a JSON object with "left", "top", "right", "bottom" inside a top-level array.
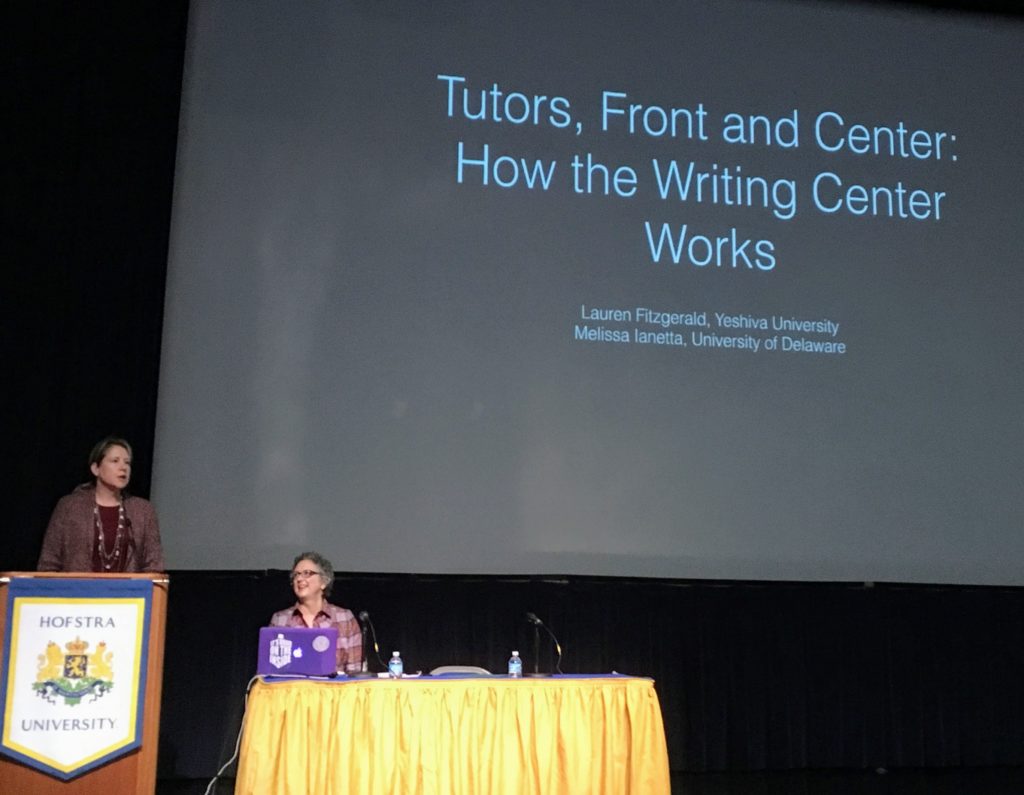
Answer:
[{"left": 0, "top": 577, "right": 152, "bottom": 779}]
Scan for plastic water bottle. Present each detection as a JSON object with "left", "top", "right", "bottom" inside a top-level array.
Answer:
[
  {"left": 388, "top": 651, "right": 404, "bottom": 678},
  {"left": 508, "top": 650, "right": 523, "bottom": 678}
]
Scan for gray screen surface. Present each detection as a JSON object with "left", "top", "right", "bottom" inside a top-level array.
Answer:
[{"left": 155, "top": 1, "right": 1024, "bottom": 582}]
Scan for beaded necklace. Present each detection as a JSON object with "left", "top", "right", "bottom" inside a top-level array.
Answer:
[{"left": 94, "top": 502, "right": 127, "bottom": 571}]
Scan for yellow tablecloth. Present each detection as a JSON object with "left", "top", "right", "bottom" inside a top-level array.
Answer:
[{"left": 234, "top": 676, "right": 671, "bottom": 795}]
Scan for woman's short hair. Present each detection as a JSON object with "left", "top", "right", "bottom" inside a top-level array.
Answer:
[
  {"left": 88, "top": 436, "right": 133, "bottom": 468},
  {"left": 292, "top": 551, "right": 334, "bottom": 597}
]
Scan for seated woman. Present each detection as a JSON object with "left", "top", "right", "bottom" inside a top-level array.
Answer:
[
  {"left": 269, "top": 551, "right": 363, "bottom": 674},
  {"left": 37, "top": 436, "right": 165, "bottom": 572}
]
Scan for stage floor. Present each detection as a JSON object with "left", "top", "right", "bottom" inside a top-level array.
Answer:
[{"left": 672, "top": 767, "right": 1024, "bottom": 794}]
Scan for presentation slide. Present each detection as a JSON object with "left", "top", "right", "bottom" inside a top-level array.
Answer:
[{"left": 155, "top": 0, "right": 1024, "bottom": 583}]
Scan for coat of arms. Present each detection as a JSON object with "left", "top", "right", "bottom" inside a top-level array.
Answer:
[{"left": 33, "top": 637, "right": 114, "bottom": 706}]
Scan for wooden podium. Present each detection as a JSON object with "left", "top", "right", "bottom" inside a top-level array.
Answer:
[{"left": 0, "top": 572, "right": 168, "bottom": 794}]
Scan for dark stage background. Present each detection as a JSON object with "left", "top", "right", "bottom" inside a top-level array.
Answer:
[{"left": 5, "top": 1, "right": 1024, "bottom": 790}]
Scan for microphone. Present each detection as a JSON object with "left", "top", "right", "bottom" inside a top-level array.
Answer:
[
  {"left": 122, "top": 509, "right": 137, "bottom": 568},
  {"left": 357, "top": 611, "right": 370, "bottom": 673},
  {"left": 357, "top": 611, "right": 387, "bottom": 672},
  {"left": 524, "top": 612, "right": 563, "bottom": 674}
]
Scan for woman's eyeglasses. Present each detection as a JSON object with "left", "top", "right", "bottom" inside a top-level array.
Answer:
[{"left": 290, "top": 569, "right": 321, "bottom": 582}]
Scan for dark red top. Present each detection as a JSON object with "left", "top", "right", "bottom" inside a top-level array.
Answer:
[{"left": 92, "top": 504, "right": 126, "bottom": 571}]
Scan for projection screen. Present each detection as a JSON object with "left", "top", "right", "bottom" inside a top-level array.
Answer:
[{"left": 154, "top": 0, "right": 1024, "bottom": 583}]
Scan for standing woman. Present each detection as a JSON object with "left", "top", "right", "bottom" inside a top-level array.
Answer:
[{"left": 37, "top": 436, "right": 166, "bottom": 572}]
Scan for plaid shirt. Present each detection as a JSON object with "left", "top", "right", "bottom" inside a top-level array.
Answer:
[{"left": 269, "top": 602, "right": 363, "bottom": 674}]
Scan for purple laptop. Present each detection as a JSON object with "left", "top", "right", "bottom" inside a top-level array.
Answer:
[{"left": 257, "top": 626, "right": 339, "bottom": 676}]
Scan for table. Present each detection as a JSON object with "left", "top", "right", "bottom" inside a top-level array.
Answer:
[{"left": 234, "top": 675, "right": 671, "bottom": 795}]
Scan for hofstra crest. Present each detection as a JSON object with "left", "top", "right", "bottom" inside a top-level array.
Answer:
[{"left": 33, "top": 637, "right": 114, "bottom": 706}]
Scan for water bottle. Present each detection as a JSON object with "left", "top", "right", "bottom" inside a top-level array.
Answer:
[
  {"left": 508, "top": 650, "right": 523, "bottom": 678},
  {"left": 388, "top": 651, "right": 404, "bottom": 678}
]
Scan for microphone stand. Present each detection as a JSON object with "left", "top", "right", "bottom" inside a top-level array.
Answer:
[
  {"left": 526, "top": 612, "right": 560, "bottom": 677},
  {"left": 350, "top": 611, "right": 380, "bottom": 678}
]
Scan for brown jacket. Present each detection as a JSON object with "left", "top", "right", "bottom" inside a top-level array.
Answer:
[{"left": 37, "top": 485, "right": 166, "bottom": 572}]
